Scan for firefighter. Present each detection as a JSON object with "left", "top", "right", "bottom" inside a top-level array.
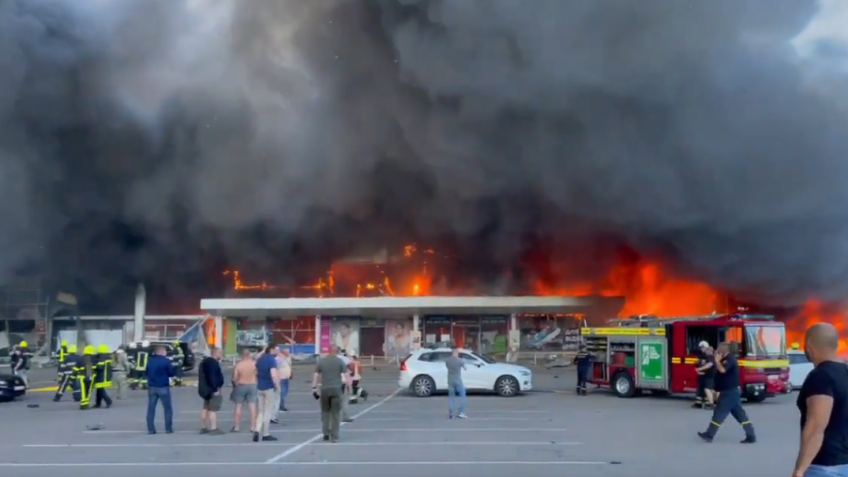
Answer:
[
  {"left": 135, "top": 340, "right": 151, "bottom": 390},
  {"left": 698, "top": 341, "right": 756, "bottom": 443},
  {"left": 170, "top": 341, "right": 185, "bottom": 386},
  {"left": 53, "top": 344, "right": 79, "bottom": 402},
  {"left": 56, "top": 339, "right": 68, "bottom": 381},
  {"left": 573, "top": 345, "right": 593, "bottom": 395},
  {"left": 76, "top": 345, "right": 96, "bottom": 410},
  {"left": 128, "top": 341, "right": 139, "bottom": 389},
  {"left": 693, "top": 341, "right": 710, "bottom": 409},
  {"left": 93, "top": 344, "right": 113, "bottom": 408}
]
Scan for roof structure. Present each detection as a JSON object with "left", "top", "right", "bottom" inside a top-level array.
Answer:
[{"left": 200, "top": 295, "right": 625, "bottom": 318}]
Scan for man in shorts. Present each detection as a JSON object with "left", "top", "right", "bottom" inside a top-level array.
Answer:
[
  {"left": 198, "top": 347, "right": 225, "bottom": 435},
  {"left": 230, "top": 349, "right": 258, "bottom": 433}
]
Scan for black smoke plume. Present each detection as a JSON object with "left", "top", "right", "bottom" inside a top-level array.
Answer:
[{"left": 0, "top": 0, "right": 844, "bottom": 306}]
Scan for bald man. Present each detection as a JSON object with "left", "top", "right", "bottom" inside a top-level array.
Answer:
[{"left": 792, "top": 323, "right": 848, "bottom": 477}]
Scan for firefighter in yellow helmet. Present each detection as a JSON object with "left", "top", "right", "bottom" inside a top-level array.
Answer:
[
  {"left": 11, "top": 341, "right": 30, "bottom": 386},
  {"left": 791, "top": 342, "right": 801, "bottom": 350},
  {"left": 170, "top": 341, "right": 185, "bottom": 386},
  {"left": 54, "top": 345, "right": 79, "bottom": 402},
  {"left": 75, "top": 345, "right": 96, "bottom": 410},
  {"left": 93, "top": 344, "right": 113, "bottom": 408},
  {"left": 56, "top": 339, "right": 68, "bottom": 382}
]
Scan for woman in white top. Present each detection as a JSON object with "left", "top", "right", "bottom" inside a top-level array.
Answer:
[{"left": 271, "top": 349, "right": 292, "bottom": 422}]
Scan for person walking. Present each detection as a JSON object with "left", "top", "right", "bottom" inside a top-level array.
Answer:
[
  {"left": 93, "top": 344, "right": 113, "bottom": 409},
  {"left": 146, "top": 346, "right": 175, "bottom": 434},
  {"left": 573, "top": 345, "right": 593, "bottom": 395},
  {"left": 445, "top": 347, "right": 468, "bottom": 419},
  {"left": 276, "top": 348, "right": 292, "bottom": 415},
  {"left": 793, "top": 323, "right": 848, "bottom": 477},
  {"left": 113, "top": 347, "right": 130, "bottom": 400},
  {"left": 230, "top": 349, "right": 258, "bottom": 433},
  {"left": 698, "top": 341, "right": 755, "bottom": 443},
  {"left": 254, "top": 344, "right": 280, "bottom": 442},
  {"left": 198, "top": 347, "right": 225, "bottom": 435},
  {"left": 338, "top": 350, "right": 354, "bottom": 423},
  {"left": 312, "top": 346, "right": 349, "bottom": 443}
]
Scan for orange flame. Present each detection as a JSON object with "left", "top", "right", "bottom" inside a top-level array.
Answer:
[{"left": 786, "top": 301, "right": 848, "bottom": 353}]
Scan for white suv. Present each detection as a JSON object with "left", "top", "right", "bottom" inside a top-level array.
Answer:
[{"left": 399, "top": 348, "right": 533, "bottom": 397}]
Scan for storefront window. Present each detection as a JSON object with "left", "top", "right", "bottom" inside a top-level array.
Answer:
[
  {"left": 423, "top": 316, "right": 452, "bottom": 346},
  {"left": 480, "top": 316, "right": 509, "bottom": 356},
  {"left": 268, "top": 316, "right": 316, "bottom": 355},
  {"left": 518, "top": 314, "right": 582, "bottom": 351}
]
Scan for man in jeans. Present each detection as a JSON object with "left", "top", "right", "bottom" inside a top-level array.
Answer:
[
  {"left": 254, "top": 344, "right": 280, "bottom": 442},
  {"left": 445, "top": 347, "right": 468, "bottom": 419},
  {"left": 272, "top": 348, "right": 292, "bottom": 423},
  {"left": 312, "top": 346, "right": 349, "bottom": 443},
  {"left": 146, "top": 346, "right": 175, "bottom": 434}
]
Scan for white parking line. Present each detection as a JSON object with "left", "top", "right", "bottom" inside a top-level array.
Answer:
[
  {"left": 265, "top": 387, "right": 402, "bottom": 463},
  {"left": 22, "top": 441, "right": 581, "bottom": 448},
  {"left": 178, "top": 409, "right": 549, "bottom": 415},
  {"left": 0, "top": 461, "right": 610, "bottom": 467},
  {"left": 84, "top": 427, "right": 568, "bottom": 434}
]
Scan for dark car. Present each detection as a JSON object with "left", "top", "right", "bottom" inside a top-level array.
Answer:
[
  {"left": 127, "top": 341, "right": 196, "bottom": 372},
  {"left": 0, "top": 373, "right": 26, "bottom": 402}
]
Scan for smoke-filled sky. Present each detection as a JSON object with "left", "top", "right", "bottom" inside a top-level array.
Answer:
[{"left": 1, "top": 0, "right": 847, "bottom": 306}]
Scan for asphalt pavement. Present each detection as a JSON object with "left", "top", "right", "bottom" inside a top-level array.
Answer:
[{"left": 0, "top": 365, "right": 802, "bottom": 477}]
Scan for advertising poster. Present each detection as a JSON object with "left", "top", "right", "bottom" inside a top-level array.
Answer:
[
  {"left": 384, "top": 318, "right": 413, "bottom": 359},
  {"left": 319, "top": 319, "right": 332, "bottom": 354},
  {"left": 331, "top": 317, "right": 361, "bottom": 357}
]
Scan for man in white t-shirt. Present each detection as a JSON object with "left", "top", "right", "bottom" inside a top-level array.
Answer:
[{"left": 339, "top": 351, "right": 354, "bottom": 423}]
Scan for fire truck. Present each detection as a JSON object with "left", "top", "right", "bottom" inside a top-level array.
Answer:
[{"left": 580, "top": 314, "right": 789, "bottom": 402}]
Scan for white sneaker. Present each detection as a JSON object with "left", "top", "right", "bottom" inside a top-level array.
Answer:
[{"left": 457, "top": 413, "right": 468, "bottom": 419}]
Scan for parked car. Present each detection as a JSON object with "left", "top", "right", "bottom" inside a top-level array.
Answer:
[
  {"left": 399, "top": 348, "right": 533, "bottom": 397},
  {"left": 0, "top": 373, "right": 26, "bottom": 402},
  {"left": 788, "top": 350, "right": 813, "bottom": 391}
]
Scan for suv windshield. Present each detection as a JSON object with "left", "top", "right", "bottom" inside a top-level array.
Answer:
[{"left": 745, "top": 326, "right": 785, "bottom": 357}]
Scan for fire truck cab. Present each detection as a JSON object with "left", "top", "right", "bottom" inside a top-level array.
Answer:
[{"left": 581, "top": 314, "right": 789, "bottom": 402}]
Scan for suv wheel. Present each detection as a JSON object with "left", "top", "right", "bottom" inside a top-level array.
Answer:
[
  {"left": 412, "top": 375, "right": 435, "bottom": 397},
  {"left": 496, "top": 376, "right": 519, "bottom": 397}
]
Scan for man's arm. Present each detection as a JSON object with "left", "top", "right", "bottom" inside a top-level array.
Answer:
[
  {"left": 714, "top": 355, "right": 728, "bottom": 373},
  {"left": 696, "top": 361, "right": 714, "bottom": 372},
  {"left": 311, "top": 363, "right": 322, "bottom": 389},
  {"left": 271, "top": 367, "right": 280, "bottom": 390},
  {"left": 794, "top": 376, "right": 836, "bottom": 476}
]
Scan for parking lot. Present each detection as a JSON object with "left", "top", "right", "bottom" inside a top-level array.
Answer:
[{"left": 0, "top": 365, "right": 800, "bottom": 477}]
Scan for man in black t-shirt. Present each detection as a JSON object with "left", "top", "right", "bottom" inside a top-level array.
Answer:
[
  {"left": 698, "top": 341, "right": 756, "bottom": 444},
  {"left": 793, "top": 323, "right": 848, "bottom": 477}
]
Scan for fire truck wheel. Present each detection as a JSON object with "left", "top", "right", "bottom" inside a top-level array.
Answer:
[
  {"left": 745, "top": 394, "right": 766, "bottom": 403},
  {"left": 411, "top": 375, "right": 436, "bottom": 397},
  {"left": 613, "top": 372, "right": 636, "bottom": 398}
]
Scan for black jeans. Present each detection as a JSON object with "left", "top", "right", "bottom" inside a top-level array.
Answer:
[{"left": 146, "top": 387, "right": 174, "bottom": 433}]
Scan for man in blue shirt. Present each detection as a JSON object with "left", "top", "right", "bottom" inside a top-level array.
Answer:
[
  {"left": 146, "top": 346, "right": 175, "bottom": 434},
  {"left": 254, "top": 344, "right": 280, "bottom": 442},
  {"left": 698, "top": 341, "right": 756, "bottom": 443}
]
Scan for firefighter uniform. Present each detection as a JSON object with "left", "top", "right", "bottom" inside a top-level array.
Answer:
[
  {"left": 698, "top": 353, "right": 756, "bottom": 443},
  {"left": 573, "top": 347, "right": 592, "bottom": 395},
  {"left": 94, "top": 344, "right": 113, "bottom": 408},
  {"left": 53, "top": 345, "right": 79, "bottom": 402},
  {"left": 170, "top": 341, "right": 184, "bottom": 386},
  {"left": 130, "top": 341, "right": 150, "bottom": 390},
  {"left": 75, "top": 345, "right": 96, "bottom": 410},
  {"left": 56, "top": 340, "right": 68, "bottom": 382}
]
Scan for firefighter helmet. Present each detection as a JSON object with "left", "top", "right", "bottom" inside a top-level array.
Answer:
[
  {"left": 97, "top": 344, "right": 110, "bottom": 354},
  {"left": 128, "top": 342, "right": 137, "bottom": 349},
  {"left": 68, "top": 345, "right": 78, "bottom": 353},
  {"left": 141, "top": 340, "right": 150, "bottom": 347},
  {"left": 173, "top": 341, "right": 180, "bottom": 346},
  {"left": 61, "top": 339, "right": 68, "bottom": 346},
  {"left": 791, "top": 342, "right": 801, "bottom": 350},
  {"left": 18, "top": 341, "right": 28, "bottom": 348},
  {"left": 83, "top": 345, "right": 95, "bottom": 355}
]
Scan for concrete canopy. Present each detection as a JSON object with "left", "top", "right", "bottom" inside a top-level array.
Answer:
[{"left": 200, "top": 295, "right": 625, "bottom": 318}]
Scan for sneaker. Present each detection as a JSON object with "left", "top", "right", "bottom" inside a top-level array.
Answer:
[
  {"left": 262, "top": 435, "right": 278, "bottom": 442},
  {"left": 270, "top": 419, "right": 279, "bottom": 424},
  {"left": 165, "top": 430, "right": 173, "bottom": 434},
  {"left": 740, "top": 436, "right": 756, "bottom": 444},
  {"left": 448, "top": 414, "right": 454, "bottom": 420},
  {"left": 230, "top": 427, "right": 239, "bottom": 433},
  {"left": 457, "top": 413, "right": 468, "bottom": 419},
  {"left": 322, "top": 435, "right": 330, "bottom": 441},
  {"left": 252, "top": 432, "right": 259, "bottom": 442},
  {"left": 199, "top": 429, "right": 209, "bottom": 435},
  {"left": 697, "top": 432, "right": 713, "bottom": 443},
  {"left": 280, "top": 408, "right": 289, "bottom": 413},
  {"left": 343, "top": 418, "right": 354, "bottom": 423},
  {"left": 148, "top": 431, "right": 156, "bottom": 435},
  {"left": 208, "top": 429, "right": 225, "bottom": 436},
  {"left": 330, "top": 437, "right": 339, "bottom": 443}
]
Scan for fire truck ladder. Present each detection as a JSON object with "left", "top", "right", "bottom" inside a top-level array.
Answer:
[{"left": 609, "top": 314, "right": 775, "bottom": 328}]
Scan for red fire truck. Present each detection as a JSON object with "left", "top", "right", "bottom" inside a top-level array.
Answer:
[{"left": 581, "top": 314, "right": 789, "bottom": 402}]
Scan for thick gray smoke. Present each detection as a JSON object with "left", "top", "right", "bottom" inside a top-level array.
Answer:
[{"left": 0, "top": 0, "right": 846, "bottom": 305}]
